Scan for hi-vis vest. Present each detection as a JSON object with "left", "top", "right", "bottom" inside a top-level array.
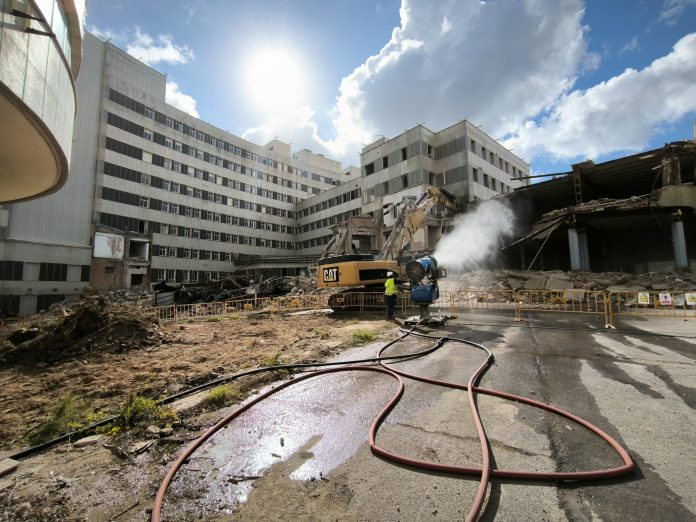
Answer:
[{"left": 385, "top": 278, "right": 398, "bottom": 296}]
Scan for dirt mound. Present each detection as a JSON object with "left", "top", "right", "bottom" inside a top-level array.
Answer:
[{"left": 0, "top": 301, "right": 169, "bottom": 366}]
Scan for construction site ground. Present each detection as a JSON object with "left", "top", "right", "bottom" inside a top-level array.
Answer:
[{"left": 1, "top": 307, "right": 695, "bottom": 521}]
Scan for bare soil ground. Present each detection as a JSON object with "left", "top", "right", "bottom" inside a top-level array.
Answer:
[{"left": 0, "top": 307, "right": 397, "bottom": 521}]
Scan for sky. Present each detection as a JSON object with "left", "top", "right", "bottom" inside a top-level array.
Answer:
[{"left": 87, "top": 0, "right": 696, "bottom": 175}]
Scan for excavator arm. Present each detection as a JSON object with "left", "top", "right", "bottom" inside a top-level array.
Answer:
[{"left": 378, "top": 186, "right": 456, "bottom": 261}]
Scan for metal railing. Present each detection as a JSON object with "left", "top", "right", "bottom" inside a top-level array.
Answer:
[
  {"left": 3, "top": 289, "right": 695, "bottom": 329},
  {"left": 608, "top": 290, "right": 696, "bottom": 324}
]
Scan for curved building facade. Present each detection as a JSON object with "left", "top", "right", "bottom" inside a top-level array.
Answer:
[{"left": 0, "top": 0, "right": 85, "bottom": 203}]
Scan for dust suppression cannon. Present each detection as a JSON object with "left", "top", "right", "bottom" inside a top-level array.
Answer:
[{"left": 405, "top": 256, "right": 446, "bottom": 324}]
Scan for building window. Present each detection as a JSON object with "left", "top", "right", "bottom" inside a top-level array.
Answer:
[
  {"left": 169, "top": 247, "right": 177, "bottom": 257},
  {"left": 105, "top": 266, "right": 115, "bottom": 275},
  {"left": 140, "top": 197, "right": 149, "bottom": 208},
  {"left": 192, "top": 250, "right": 199, "bottom": 259},
  {"left": 143, "top": 130, "right": 153, "bottom": 141},
  {"left": 0, "top": 261, "right": 24, "bottom": 281},
  {"left": 37, "top": 294, "right": 65, "bottom": 312},
  {"left": 145, "top": 108, "right": 154, "bottom": 119},
  {"left": 39, "top": 263, "right": 68, "bottom": 281},
  {"left": 166, "top": 118, "right": 174, "bottom": 128}
]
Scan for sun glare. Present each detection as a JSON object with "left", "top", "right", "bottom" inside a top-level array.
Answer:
[{"left": 245, "top": 48, "right": 306, "bottom": 116}]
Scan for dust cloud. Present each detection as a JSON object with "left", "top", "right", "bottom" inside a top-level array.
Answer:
[{"left": 434, "top": 199, "right": 514, "bottom": 271}]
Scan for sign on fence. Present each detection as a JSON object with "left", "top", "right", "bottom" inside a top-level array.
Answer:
[{"left": 637, "top": 292, "right": 651, "bottom": 305}]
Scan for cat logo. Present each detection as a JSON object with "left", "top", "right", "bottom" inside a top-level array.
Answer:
[{"left": 322, "top": 266, "right": 339, "bottom": 283}]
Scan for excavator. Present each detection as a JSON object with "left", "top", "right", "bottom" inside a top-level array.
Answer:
[{"left": 315, "top": 186, "right": 457, "bottom": 310}]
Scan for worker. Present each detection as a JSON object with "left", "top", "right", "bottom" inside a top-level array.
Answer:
[{"left": 384, "top": 271, "right": 399, "bottom": 320}]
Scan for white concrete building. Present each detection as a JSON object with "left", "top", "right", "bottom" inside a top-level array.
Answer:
[
  {"left": 360, "top": 122, "right": 529, "bottom": 251},
  {"left": 0, "top": 32, "right": 527, "bottom": 317}
]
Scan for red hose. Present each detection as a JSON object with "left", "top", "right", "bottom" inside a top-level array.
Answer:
[{"left": 152, "top": 335, "right": 634, "bottom": 521}]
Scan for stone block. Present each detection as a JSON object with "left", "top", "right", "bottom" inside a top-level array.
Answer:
[
  {"left": 0, "top": 458, "right": 19, "bottom": 477},
  {"left": 545, "top": 278, "right": 574, "bottom": 291},
  {"left": 73, "top": 434, "right": 103, "bottom": 448},
  {"left": 523, "top": 277, "right": 547, "bottom": 290}
]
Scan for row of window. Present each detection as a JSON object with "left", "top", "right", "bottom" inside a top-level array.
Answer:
[
  {"left": 298, "top": 234, "right": 333, "bottom": 250},
  {"left": 363, "top": 137, "right": 524, "bottom": 179},
  {"left": 298, "top": 189, "right": 362, "bottom": 218},
  {"left": 108, "top": 110, "right": 331, "bottom": 195},
  {"left": 0, "top": 294, "right": 67, "bottom": 316},
  {"left": 105, "top": 133, "right": 311, "bottom": 205},
  {"left": 0, "top": 262, "right": 90, "bottom": 282},
  {"left": 100, "top": 187, "right": 295, "bottom": 238},
  {"left": 299, "top": 209, "right": 361, "bottom": 234},
  {"left": 108, "top": 89, "right": 339, "bottom": 186},
  {"left": 151, "top": 234, "right": 290, "bottom": 259},
  {"left": 471, "top": 168, "right": 513, "bottom": 193},
  {"left": 150, "top": 268, "right": 230, "bottom": 285},
  {"left": 104, "top": 162, "right": 295, "bottom": 219}
]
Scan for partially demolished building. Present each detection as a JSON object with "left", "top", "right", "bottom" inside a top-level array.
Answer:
[{"left": 507, "top": 140, "right": 695, "bottom": 272}]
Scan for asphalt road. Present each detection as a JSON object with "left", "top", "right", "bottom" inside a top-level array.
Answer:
[{"left": 172, "top": 310, "right": 696, "bottom": 521}]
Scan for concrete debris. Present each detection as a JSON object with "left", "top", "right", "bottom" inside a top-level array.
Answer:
[
  {"left": 0, "top": 458, "right": 19, "bottom": 477},
  {"left": 72, "top": 435, "right": 103, "bottom": 448},
  {"left": 127, "top": 440, "right": 156, "bottom": 454},
  {"left": 441, "top": 269, "right": 696, "bottom": 295},
  {"left": 153, "top": 273, "right": 319, "bottom": 306}
]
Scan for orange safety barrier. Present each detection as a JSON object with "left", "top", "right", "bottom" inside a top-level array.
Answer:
[
  {"left": 514, "top": 289, "right": 610, "bottom": 326},
  {"left": 4, "top": 289, "right": 695, "bottom": 329},
  {"left": 608, "top": 290, "right": 696, "bottom": 325}
]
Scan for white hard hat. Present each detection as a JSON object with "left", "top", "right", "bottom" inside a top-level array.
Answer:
[{"left": 387, "top": 271, "right": 395, "bottom": 277}]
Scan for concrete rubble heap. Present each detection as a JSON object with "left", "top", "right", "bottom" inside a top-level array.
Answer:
[{"left": 441, "top": 269, "right": 696, "bottom": 294}]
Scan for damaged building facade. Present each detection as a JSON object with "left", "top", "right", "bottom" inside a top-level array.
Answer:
[
  {"left": 507, "top": 140, "right": 696, "bottom": 272},
  {"left": 1, "top": 31, "right": 529, "bottom": 315},
  {"left": 0, "top": 33, "right": 355, "bottom": 315}
]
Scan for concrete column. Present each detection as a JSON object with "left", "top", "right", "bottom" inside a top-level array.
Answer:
[
  {"left": 568, "top": 227, "right": 590, "bottom": 271},
  {"left": 672, "top": 219, "right": 689, "bottom": 269},
  {"left": 580, "top": 230, "right": 590, "bottom": 271}
]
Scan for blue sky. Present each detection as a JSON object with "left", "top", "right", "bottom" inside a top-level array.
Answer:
[{"left": 87, "top": 0, "right": 696, "bottom": 175}]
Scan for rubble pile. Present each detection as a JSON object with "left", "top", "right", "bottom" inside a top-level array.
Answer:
[
  {"left": 441, "top": 269, "right": 696, "bottom": 294},
  {"left": 154, "top": 272, "right": 321, "bottom": 305},
  {"left": 0, "top": 299, "right": 170, "bottom": 366}
]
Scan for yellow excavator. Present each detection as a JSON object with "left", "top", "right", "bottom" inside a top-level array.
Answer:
[{"left": 316, "top": 186, "right": 457, "bottom": 300}]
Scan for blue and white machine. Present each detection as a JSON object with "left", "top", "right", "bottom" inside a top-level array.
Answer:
[{"left": 405, "top": 256, "right": 446, "bottom": 322}]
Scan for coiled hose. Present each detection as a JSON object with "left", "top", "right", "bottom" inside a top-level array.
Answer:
[{"left": 151, "top": 324, "right": 634, "bottom": 521}]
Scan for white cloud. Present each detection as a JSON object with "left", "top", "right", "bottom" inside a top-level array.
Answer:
[
  {"left": 125, "top": 27, "right": 194, "bottom": 66},
  {"left": 166, "top": 81, "right": 199, "bottom": 117},
  {"left": 504, "top": 33, "right": 696, "bottom": 161},
  {"left": 241, "top": 0, "right": 695, "bottom": 170},
  {"left": 659, "top": 0, "right": 696, "bottom": 25},
  {"left": 619, "top": 36, "right": 639, "bottom": 55},
  {"left": 244, "top": 0, "right": 593, "bottom": 165}
]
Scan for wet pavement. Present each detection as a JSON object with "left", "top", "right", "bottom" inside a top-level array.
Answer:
[{"left": 164, "top": 310, "right": 696, "bottom": 521}]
